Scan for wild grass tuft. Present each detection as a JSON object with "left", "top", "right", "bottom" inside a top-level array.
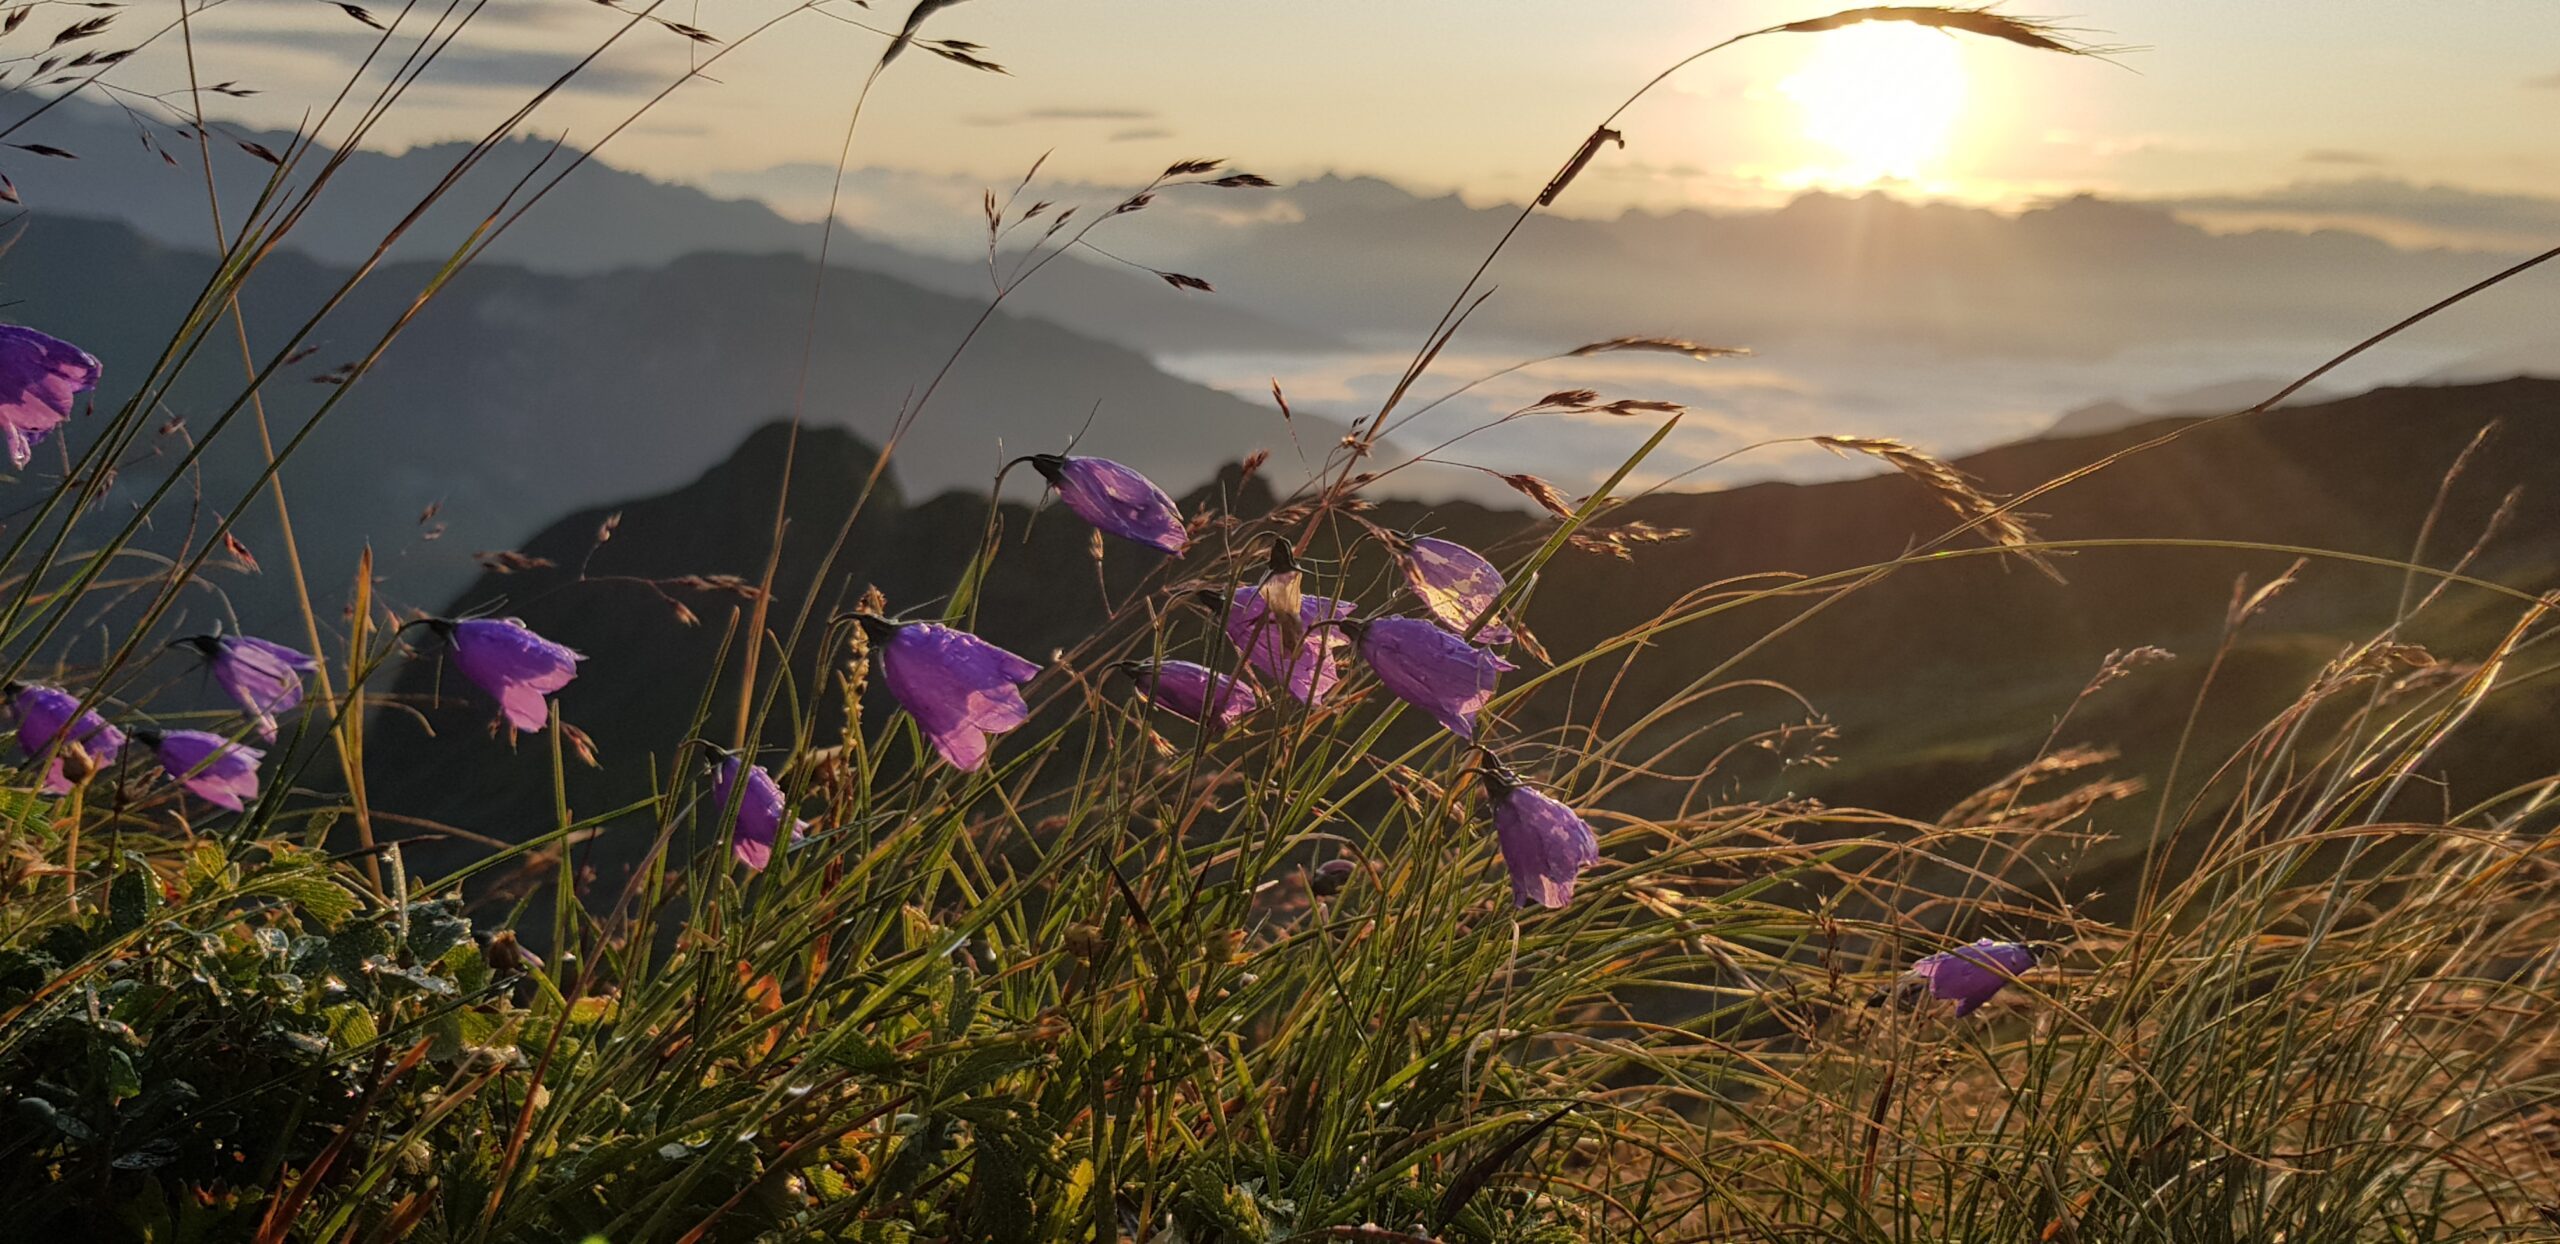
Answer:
[{"left": 0, "top": 5, "right": 2555, "bottom": 1243}]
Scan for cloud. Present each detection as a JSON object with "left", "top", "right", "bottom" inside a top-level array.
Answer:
[
  {"left": 964, "top": 106, "right": 1156, "bottom": 128},
  {"left": 2301, "top": 149, "right": 2383, "bottom": 166},
  {"left": 2527, "top": 71, "right": 2560, "bottom": 89},
  {"left": 1109, "top": 126, "right": 1173, "bottom": 142},
  {"left": 193, "top": 26, "right": 664, "bottom": 95},
  {"left": 2161, "top": 177, "right": 2560, "bottom": 250}
]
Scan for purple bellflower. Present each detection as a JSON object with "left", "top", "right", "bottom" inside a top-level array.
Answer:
[
  {"left": 1344, "top": 615, "right": 1513, "bottom": 737},
  {"left": 175, "top": 633, "right": 317, "bottom": 742},
  {"left": 133, "top": 727, "right": 264, "bottom": 811},
  {"left": 856, "top": 614, "right": 1040, "bottom": 771},
  {"left": 1479, "top": 761, "right": 1601, "bottom": 909},
  {"left": 1391, "top": 533, "right": 1514, "bottom": 645},
  {"left": 0, "top": 325, "right": 101, "bottom": 469},
  {"left": 1213, "top": 584, "right": 1355, "bottom": 704},
  {"left": 1117, "top": 659, "right": 1259, "bottom": 729},
  {"left": 1897, "top": 939, "right": 2041, "bottom": 1017},
  {"left": 6, "top": 681, "right": 124, "bottom": 793},
  {"left": 1027, "top": 453, "right": 1189, "bottom": 555},
  {"left": 713, "top": 756, "right": 807, "bottom": 871},
  {"left": 423, "top": 617, "right": 582, "bottom": 732}
]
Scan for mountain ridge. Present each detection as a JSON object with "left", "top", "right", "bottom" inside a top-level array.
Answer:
[
  {"left": 364, "top": 377, "right": 2560, "bottom": 902},
  {"left": 0, "top": 94, "right": 1341, "bottom": 359},
  {"left": 0, "top": 212, "right": 1377, "bottom": 623}
]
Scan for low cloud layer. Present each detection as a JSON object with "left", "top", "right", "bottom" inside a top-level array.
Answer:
[{"left": 2164, "top": 177, "right": 2560, "bottom": 250}]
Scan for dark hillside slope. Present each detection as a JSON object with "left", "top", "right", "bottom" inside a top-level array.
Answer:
[
  {"left": 364, "top": 379, "right": 2560, "bottom": 900},
  {"left": 0, "top": 215, "right": 1345, "bottom": 622}
]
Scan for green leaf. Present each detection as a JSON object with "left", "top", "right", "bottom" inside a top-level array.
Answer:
[
  {"left": 17, "top": 1096, "right": 96, "bottom": 1143},
  {"left": 964, "top": 1126, "right": 1037, "bottom": 1244},
  {"left": 404, "top": 900, "right": 472, "bottom": 964},
  {"left": 183, "top": 844, "right": 234, "bottom": 900},
  {"left": 99, "top": 1047, "right": 142, "bottom": 1101},
  {"left": 0, "top": 787, "right": 51, "bottom": 835},
  {"left": 823, "top": 1031, "right": 902, "bottom": 1076},
  {"left": 257, "top": 870, "right": 361, "bottom": 930},
  {"left": 324, "top": 1002, "right": 379, "bottom": 1050},
  {"left": 441, "top": 941, "right": 492, "bottom": 995},
  {"left": 107, "top": 864, "right": 162, "bottom": 936}
]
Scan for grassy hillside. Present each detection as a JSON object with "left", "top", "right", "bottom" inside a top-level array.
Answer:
[{"left": 368, "top": 378, "right": 2560, "bottom": 911}]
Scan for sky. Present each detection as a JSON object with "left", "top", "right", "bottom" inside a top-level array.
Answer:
[{"left": 115, "top": 0, "right": 2560, "bottom": 239}]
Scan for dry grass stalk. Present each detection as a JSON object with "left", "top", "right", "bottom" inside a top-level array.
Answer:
[
  {"left": 1566, "top": 520, "right": 1692, "bottom": 560},
  {"left": 1815, "top": 435, "right": 2062, "bottom": 580},
  {"left": 1567, "top": 336, "right": 1753, "bottom": 362},
  {"left": 1773, "top": 6, "right": 2090, "bottom": 55}
]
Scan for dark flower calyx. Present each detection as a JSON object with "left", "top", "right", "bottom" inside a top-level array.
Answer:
[{"left": 848, "top": 612, "right": 904, "bottom": 643}]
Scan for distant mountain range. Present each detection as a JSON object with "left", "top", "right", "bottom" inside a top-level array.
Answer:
[
  {"left": 367, "top": 377, "right": 2560, "bottom": 906},
  {"left": 12, "top": 93, "right": 2557, "bottom": 374},
  {"left": 0, "top": 214, "right": 1376, "bottom": 621},
  {"left": 1141, "top": 175, "right": 2551, "bottom": 358},
  {"left": 2041, "top": 377, "right": 2336, "bottom": 438},
  {"left": 0, "top": 94, "right": 1339, "bottom": 359}
]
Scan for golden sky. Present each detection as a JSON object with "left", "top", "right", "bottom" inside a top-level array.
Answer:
[{"left": 114, "top": 0, "right": 2560, "bottom": 238}]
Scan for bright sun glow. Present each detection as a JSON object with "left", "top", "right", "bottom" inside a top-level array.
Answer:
[{"left": 1778, "top": 23, "right": 1968, "bottom": 185}]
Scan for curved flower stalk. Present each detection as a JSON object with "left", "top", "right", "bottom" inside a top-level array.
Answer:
[
  {"left": 1389, "top": 532, "right": 1514, "bottom": 645},
  {"left": 1343, "top": 616, "right": 1513, "bottom": 737},
  {"left": 0, "top": 324, "right": 102, "bottom": 469},
  {"left": 419, "top": 617, "right": 583, "bottom": 732},
  {"left": 1890, "top": 939, "right": 2041, "bottom": 1017},
  {"left": 713, "top": 756, "right": 807, "bottom": 871},
  {"left": 1478, "top": 758, "right": 1601, "bottom": 909},
  {"left": 173, "top": 634, "right": 318, "bottom": 742},
  {"left": 1026, "top": 453, "right": 1189, "bottom": 555},
  {"left": 1116, "top": 659, "right": 1259, "bottom": 730},
  {"left": 855, "top": 613, "right": 1040, "bottom": 771},
  {"left": 6, "top": 682, "right": 124, "bottom": 793},
  {"left": 132, "top": 727, "right": 263, "bottom": 812}
]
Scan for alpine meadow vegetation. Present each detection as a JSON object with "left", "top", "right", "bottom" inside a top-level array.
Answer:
[{"left": 6, "top": 4, "right": 2560, "bottom": 1242}]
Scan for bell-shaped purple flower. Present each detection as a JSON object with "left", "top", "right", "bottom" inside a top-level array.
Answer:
[
  {"left": 1904, "top": 940, "right": 2040, "bottom": 1016},
  {"left": 713, "top": 757, "right": 807, "bottom": 871},
  {"left": 1118, "top": 659, "right": 1259, "bottom": 730},
  {"left": 0, "top": 325, "right": 101, "bottom": 469},
  {"left": 1030, "top": 454, "right": 1188, "bottom": 555},
  {"left": 6, "top": 681, "right": 124, "bottom": 793},
  {"left": 1217, "top": 583, "right": 1355, "bottom": 704},
  {"left": 1481, "top": 764, "right": 1601, "bottom": 909},
  {"left": 134, "top": 727, "right": 264, "bottom": 812},
  {"left": 1393, "top": 534, "right": 1513, "bottom": 645},
  {"left": 858, "top": 615, "right": 1040, "bottom": 771},
  {"left": 1346, "top": 616, "right": 1513, "bottom": 737},
  {"left": 176, "top": 634, "right": 317, "bottom": 742},
  {"left": 430, "top": 617, "right": 582, "bottom": 732}
]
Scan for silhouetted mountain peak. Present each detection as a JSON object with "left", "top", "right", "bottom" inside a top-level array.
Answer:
[{"left": 697, "top": 420, "right": 894, "bottom": 506}]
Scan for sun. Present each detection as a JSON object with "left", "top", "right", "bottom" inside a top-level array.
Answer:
[{"left": 1778, "top": 22, "right": 1968, "bottom": 185}]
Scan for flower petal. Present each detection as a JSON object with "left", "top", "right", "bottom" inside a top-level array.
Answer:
[
  {"left": 1400, "top": 536, "right": 1513, "bottom": 644},
  {"left": 0, "top": 325, "right": 101, "bottom": 469},
  {"left": 1222, "top": 586, "right": 1352, "bottom": 704},
  {"left": 1492, "top": 784, "right": 1600, "bottom": 909},
  {"left": 880, "top": 623, "right": 1039, "bottom": 771},
  {"left": 449, "top": 618, "right": 582, "bottom": 732},
  {"left": 1356, "top": 616, "right": 1506, "bottom": 736},
  {"left": 1048, "top": 456, "right": 1188, "bottom": 555},
  {"left": 154, "top": 729, "right": 264, "bottom": 812},
  {"left": 1127, "top": 660, "right": 1259, "bottom": 729}
]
